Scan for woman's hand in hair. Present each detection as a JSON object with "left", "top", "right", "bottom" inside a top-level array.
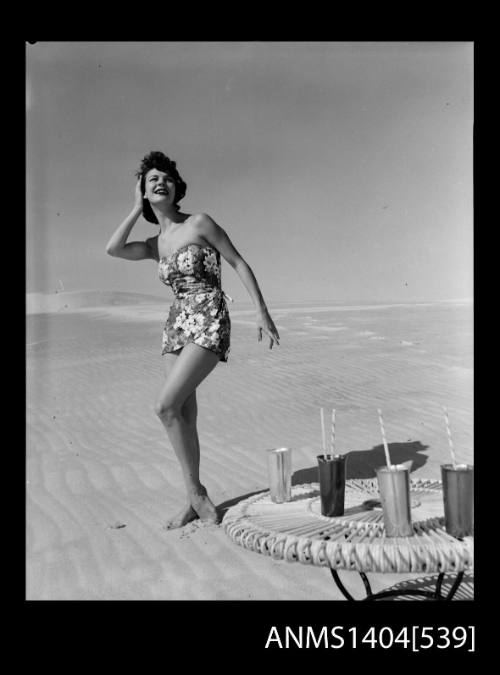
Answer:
[{"left": 134, "top": 179, "right": 143, "bottom": 211}]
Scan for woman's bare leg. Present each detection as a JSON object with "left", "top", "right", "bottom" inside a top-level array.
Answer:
[
  {"left": 156, "top": 343, "right": 220, "bottom": 527},
  {"left": 161, "top": 352, "right": 199, "bottom": 528},
  {"left": 163, "top": 389, "right": 200, "bottom": 528}
]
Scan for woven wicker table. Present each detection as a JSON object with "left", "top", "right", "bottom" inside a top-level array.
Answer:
[{"left": 222, "top": 479, "right": 474, "bottom": 601}]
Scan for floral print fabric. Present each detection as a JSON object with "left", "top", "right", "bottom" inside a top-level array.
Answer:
[{"left": 158, "top": 243, "right": 231, "bottom": 362}]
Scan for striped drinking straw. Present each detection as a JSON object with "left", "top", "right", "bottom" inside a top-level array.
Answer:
[
  {"left": 377, "top": 408, "right": 393, "bottom": 468},
  {"left": 443, "top": 407, "right": 458, "bottom": 468},
  {"left": 320, "top": 408, "right": 327, "bottom": 459},
  {"left": 330, "top": 408, "right": 336, "bottom": 459}
]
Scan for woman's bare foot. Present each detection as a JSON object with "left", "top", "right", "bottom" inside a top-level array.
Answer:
[
  {"left": 164, "top": 503, "right": 198, "bottom": 530},
  {"left": 190, "top": 489, "right": 219, "bottom": 524}
]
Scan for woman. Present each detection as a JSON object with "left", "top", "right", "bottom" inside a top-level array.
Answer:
[{"left": 106, "top": 151, "right": 280, "bottom": 529}]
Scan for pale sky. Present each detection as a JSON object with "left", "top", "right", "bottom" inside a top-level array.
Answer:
[{"left": 26, "top": 42, "right": 473, "bottom": 304}]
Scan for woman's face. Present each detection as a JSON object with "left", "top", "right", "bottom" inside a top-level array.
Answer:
[{"left": 143, "top": 169, "right": 177, "bottom": 207}]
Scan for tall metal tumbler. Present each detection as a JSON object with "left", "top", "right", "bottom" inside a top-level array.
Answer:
[
  {"left": 267, "top": 448, "right": 292, "bottom": 503},
  {"left": 376, "top": 465, "right": 413, "bottom": 537},
  {"left": 317, "top": 455, "right": 346, "bottom": 516},
  {"left": 441, "top": 464, "right": 474, "bottom": 538}
]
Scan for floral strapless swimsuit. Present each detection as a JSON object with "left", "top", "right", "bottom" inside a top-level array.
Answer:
[{"left": 158, "top": 243, "right": 231, "bottom": 362}]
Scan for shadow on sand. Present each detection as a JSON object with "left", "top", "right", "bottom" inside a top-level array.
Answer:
[
  {"left": 216, "top": 489, "right": 268, "bottom": 522},
  {"left": 217, "top": 441, "right": 429, "bottom": 519},
  {"left": 292, "top": 440, "right": 429, "bottom": 484},
  {"left": 377, "top": 572, "right": 474, "bottom": 601}
]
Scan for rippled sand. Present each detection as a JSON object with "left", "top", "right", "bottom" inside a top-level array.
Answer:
[{"left": 26, "top": 295, "right": 473, "bottom": 599}]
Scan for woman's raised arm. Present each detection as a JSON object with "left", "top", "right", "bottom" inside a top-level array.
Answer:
[{"left": 106, "top": 180, "right": 157, "bottom": 261}]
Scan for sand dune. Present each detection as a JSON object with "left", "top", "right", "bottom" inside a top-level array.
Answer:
[
  {"left": 27, "top": 290, "right": 167, "bottom": 315},
  {"left": 26, "top": 297, "right": 473, "bottom": 599}
]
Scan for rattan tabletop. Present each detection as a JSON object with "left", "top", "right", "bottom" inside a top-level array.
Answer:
[{"left": 222, "top": 479, "right": 474, "bottom": 575}]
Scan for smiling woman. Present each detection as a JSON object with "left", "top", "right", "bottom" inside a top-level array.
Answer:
[
  {"left": 105, "top": 150, "right": 280, "bottom": 530},
  {"left": 138, "top": 152, "right": 187, "bottom": 224}
]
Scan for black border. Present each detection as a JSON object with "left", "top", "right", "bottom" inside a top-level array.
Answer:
[{"left": 23, "top": 37, "right": 484, "bottom": 661}]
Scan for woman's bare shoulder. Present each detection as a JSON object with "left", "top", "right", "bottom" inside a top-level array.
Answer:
[
  {"left": 190, "top": 212, "right": 215, "bottom": 225},
  {"left": 190, "top": 212, "right": 223, "bottom": 236},
  {"left": 189, "top": 213, "right": 242, "bottom": 265}
]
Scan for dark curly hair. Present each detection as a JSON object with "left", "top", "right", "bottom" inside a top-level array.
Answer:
[{"left": 135, "top": 151, "right": 187, "bottom": 224}]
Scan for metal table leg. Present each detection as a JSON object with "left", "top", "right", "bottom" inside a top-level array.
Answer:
[
  {"left": 443, "top": 571, "right": 465, "bottom": 600},
  {"left": 329, "top": 569, "right": 357, "bottom": 601}
]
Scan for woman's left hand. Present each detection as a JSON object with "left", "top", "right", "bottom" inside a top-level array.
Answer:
[{"left": 257, "top": 309, "right": 280, "bottom": 349}]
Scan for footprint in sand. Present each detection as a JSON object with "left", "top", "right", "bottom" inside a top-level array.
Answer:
[{"left": 178, "top": 520, "right": 220, "bottom": 539}]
